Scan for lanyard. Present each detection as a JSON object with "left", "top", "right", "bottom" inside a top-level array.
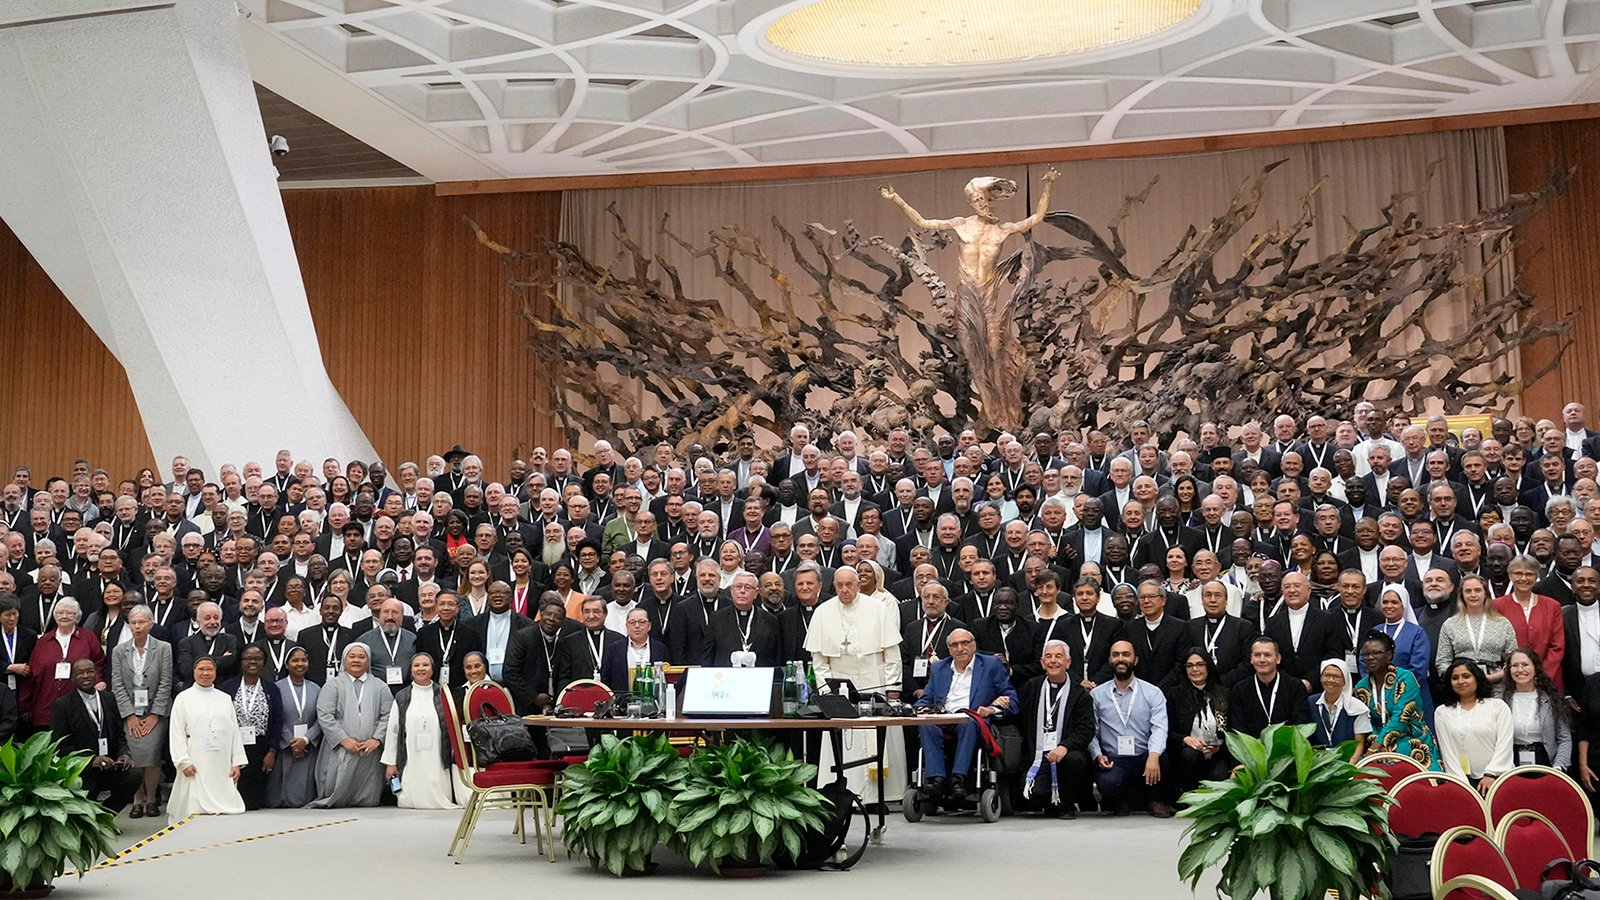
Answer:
[
  {"left": 1371, "top": 672, "right": 1390, "bottom": 722},
  {"left": 1204, "top": 618, "right": 1224, "bottom": 662},
  {"left": 1317, "top": 702, "right": 1339, "bottom": 739},
  {"left": 323, "top": 629, "right": 341, "bottom": 673},
  {"left": 354, "top": 678, "right": 367, "bottom": 717},
  {"left": 240, "top": 621, "right": 259, "bottom": 643},
  {"left": 1465, "top": 614, "right": 1488, "bottom": 653},
  {"left": 1079, "top": 616, "right": 1097, "bottom": 651},
  {"left": 1040, "top": 616, "right": 1062, "bottom": 646},
  {"left": 1111, "top": 684, "right": 1137, "bottom": 731},
  {"left": 1382, "top": 621, "right": 1401, "bottom": 641},
  {"left": 735, "top": 611, "right": 755, "bottom": 651},
  {"left": 288, "top": 679, "right": 309, "bottom": 721},
  {"left": 380, "top": 629, "right": 401, "bottom": 665},
  {"left": 1256, "top": 677, "right": 1278, "bottom": 722},
  {"left": 1342, "top": 610, "right": 1360, "bottom": 647},
  {"left": 1044, "top": 681, "right": 1064, "bottom": 731},
  {"left": 513, "top": 586, "right": 529, "bottom": 616},
  {"left": 588, "top": 631, "right": 604, "bottom": 670},
  {"left": 266, "top": 640, "right": 288, "bottom": 674},
  {"left": 439, "top": 627, "right": 456, "bottom": 662},
  {"left": 973, "top": 592, "right": 993, "bottom": 619},
  {"left": 2, "top": 629, "right": 14, "bottom": 664},
  {"left": 542, "top": 634, "right": 557, "bottom": 675},
  {"left": 922, "top": 617, "right": 944, "bottom": 656},
  {"left": 83, "top": 694, "right": 102, "bottom": 734}
]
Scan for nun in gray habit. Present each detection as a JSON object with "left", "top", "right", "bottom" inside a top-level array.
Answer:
[{"left": 308, "top": 642, "right": 393, "bottom": 808}]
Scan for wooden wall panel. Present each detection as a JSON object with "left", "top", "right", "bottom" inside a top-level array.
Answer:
[
  {"left": 282, "top": 187, "right": 561, "bottom": 482},
  {"left": 0, "top": 219, "right": 155, "bottom": 481},
  {"left": 0, "top": 187, "right": 559, "bottom": 484},
  {"left": 1506, "top": 120, "right": 1600, "bottom": 420}
]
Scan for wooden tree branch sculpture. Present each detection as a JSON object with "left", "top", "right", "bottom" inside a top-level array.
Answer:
[{"left": 472, "top": 162, "right": 1573, "bottom": 451}]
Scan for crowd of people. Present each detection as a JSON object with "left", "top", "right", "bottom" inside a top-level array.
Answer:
[{"left": 4, "top": 401, "right": 1600, "bottom": 824}]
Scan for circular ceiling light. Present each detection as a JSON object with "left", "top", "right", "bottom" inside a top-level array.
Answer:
[{"left": 762, "top": 0, "right": 1205, "bottom": 70}]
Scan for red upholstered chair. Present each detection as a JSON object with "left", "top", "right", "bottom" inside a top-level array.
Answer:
[
  {"left": 1389, "top": 772, "right": 1491, "bottom": 838},
  {"left": 1360, "top": 751, "right": 1425, "bottom": 793},
  {"left": 555, "top": 679, "right": 612, "bottom": 715},
  {"left": 1431, "top": 826, "right": 1517, "bottom": 900},
  {"left": 1494, "top": 810, "right": 1574, "bottom": 891},
  {"left": 442, "top": 686, "right": 565, "bottom": 864},
  {"left": 1486, "top": 765, "right": 1596, "bottom": 859}
]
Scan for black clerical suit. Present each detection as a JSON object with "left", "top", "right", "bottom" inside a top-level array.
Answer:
[
  {"left": 779, "top": 602, "right": 822, "bottom": 662},
  {"left": 1063, "top": 612, "right": 1123, "bottom": 686},
  {"left": 554, "top": 627, "right": 627, "bottom": 694},
  {"left": 704, "top": 606, "right": 782, "bottom": 668},
  {"left": 50, "top": 688, "right": 138, "bottom": 812},
  {"left": 1263, "top": 606, "right": 1341, "bottom": 688},
  {"left": 175, "top": 631, "right": 240, "bottom": 689},
  {"left": 415, "top": 619, "right": 485, "bottom": 691},
  {"left": 663, "top": 594, "right": 727, "bottom": 666},
  {"left": 503, "top": 622, "right": 580, "bottom": 714},
  {"left": 1227, "top": 673, "right": 1311, "bottom": 737},
  {"left": 1184, "top": 614, "right": 1258, "bottom": 687},
  {"left": 298, "top": 623, "right": 358, "bottom": 687},
  {"left": 901, "top": 614, "right": 966, "bottom": 697},
  {"left": 1017, "top": 674, "right": 1095, "bottom": 813},
  {"left": 1122, "top": 615, "right": 1187, "bottom": 688},
  {"left": 972, "top": 616, "right": 1042, "bottom": 686}
]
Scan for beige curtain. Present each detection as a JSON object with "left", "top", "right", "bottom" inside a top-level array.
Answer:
[{"left": 560, "top": 128, "right": 1511, "bottom": 440}]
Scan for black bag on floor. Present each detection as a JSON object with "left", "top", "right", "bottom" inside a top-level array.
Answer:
[
  {"left": 466, "top": 711, "right": 537, "bottom": 766},
  {"left": 1542, "top": 858, "right": 1600, "bottom": 900},
  {"left": 1388, "top": 832, "right": 1440, "bottom": 900},
  {"left": 777, "top": 780, "right": 869, "bottom": 871}
]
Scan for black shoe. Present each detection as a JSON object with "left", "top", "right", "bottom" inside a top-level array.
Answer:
[
  {"left": 948, "top": 775, "right": 969, "bottom": 802},
  {"left": 926, "top": 776, "right": 947, "bottom": 799},
  {"left": 1107, "top": 802, "right": 1131, "bottom": 817},
  {"left": 1056, "top": 805, "right": 1077, "bottom": 820},
  {"left": 1148, "top": 801, "right": 1175, "bottom": 819}
]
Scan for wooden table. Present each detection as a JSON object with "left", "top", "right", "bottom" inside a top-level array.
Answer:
[{"left": 524, "top": 713, "right": 966, "bottom": 846}]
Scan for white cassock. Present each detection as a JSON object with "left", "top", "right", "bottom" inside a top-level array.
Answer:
[
  {"left": 167, "top": 684, "right": 248, "bottom": 823},
  {"left": 804, "top": 593, "right": 907, "bottom": 802},
  {"left": 380, "top": 683, "right": 460, "bottom": 810}
]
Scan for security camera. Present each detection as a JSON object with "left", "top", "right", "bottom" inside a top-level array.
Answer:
[{"left": 269, "top": 135, "right": 289, "bottom": 157}]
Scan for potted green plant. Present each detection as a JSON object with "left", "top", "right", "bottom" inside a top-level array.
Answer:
[
  {"left": 1177, "top": 724, "right": 1396, "bottom": 900},
  {"left": 670, "top": 738, "right": 830, "bottom": 876},
  {"left": 557, "top": 733, "right": 685, "bottom": 877},
  {"left": 0, "top": 733, "right": 119, "bottom": 897}
]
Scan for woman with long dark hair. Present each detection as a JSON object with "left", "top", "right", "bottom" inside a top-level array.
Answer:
[{"left": 1435, "top": 658, "right": 1514, "bottom": 793}]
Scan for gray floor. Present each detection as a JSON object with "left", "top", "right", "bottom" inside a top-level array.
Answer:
[{"left": 65, "top": 806, "right": 1217, "bottom": 898}]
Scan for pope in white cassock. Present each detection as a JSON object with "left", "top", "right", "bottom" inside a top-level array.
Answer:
[
  {"left": 804, "top": 566, "right": 907, "bottom": 801},
  {"left": 167, "top": 656, "right": 247, "bottom": 823}
]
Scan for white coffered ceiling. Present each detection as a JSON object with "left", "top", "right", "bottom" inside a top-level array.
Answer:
[{"left": 236, "top": 0, "right": 1600, "bottom": 183}]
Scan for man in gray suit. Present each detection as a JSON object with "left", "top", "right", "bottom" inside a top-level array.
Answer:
[{"left": 358, "top": 598, "right": 417, "bottom": 696}]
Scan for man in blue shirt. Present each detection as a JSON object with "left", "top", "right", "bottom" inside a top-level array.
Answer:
[{"left": 1088, "top": 639, "right": 1172, "bottom": 817}]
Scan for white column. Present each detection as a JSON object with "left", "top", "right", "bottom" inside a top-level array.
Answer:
[{"left": 0, "top": 0, "right": 377, "bottom": 474}]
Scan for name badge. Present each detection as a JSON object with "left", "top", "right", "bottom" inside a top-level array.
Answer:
[
  {"left": 913, "top": 658, "right": 929, "bottom": 678},
  {"left": 386, "top": 668, "right": 402, "bottom": 686},
  {"left": 1117, "top": 735, "right": 1136, "bottom": 757},
  {"left": 133, "top": 688, "right": 149, "bottom": 709},
  {"left": 241, "top": 731, "right": 256, "bottom": 746},
  {"left": 293, "top": 724, "right": 309, "bottom": 741},
  {"left": 416, "top": 730, "right": 434, "bottom": 751},
  {"left": 439, "top": 665, "right": 450, "bottom": 684},
  {"left": 5, "top": 674, "right": 13, "bottom": 691},
  {"left": 97, "top": 738, "right": 109, "bottom": 757},
  {"left": 204, "top": 731, "right": 223, "bottom": 752},
  {"left": 1344, "top": 653, "right": 1358, "bottom": 672},
  {"left": 487, "top": 647, "right": 505, "bottom": 666},
  {"left": 1516, "top": 748, "right": 1537, "bottom": 767},
  {"left": 54, "top": 662, "right": 70, "bottom": 679}
]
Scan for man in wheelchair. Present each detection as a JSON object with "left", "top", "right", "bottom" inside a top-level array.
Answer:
[{"left": 912, "top": 628, "right": 1019, "bottom": 802}]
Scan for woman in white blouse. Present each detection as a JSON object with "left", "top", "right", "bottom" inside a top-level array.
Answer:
[
  {"left": 1498, "top": 647, "right": 1572, "bottom": 769},
  {"left": 1435, "top": 659, "right": 1515, "bottom": 793}
]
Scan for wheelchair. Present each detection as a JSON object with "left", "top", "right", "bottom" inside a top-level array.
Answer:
[{"left": 901, "top": 720, "right": 1006, "bottom": 823}]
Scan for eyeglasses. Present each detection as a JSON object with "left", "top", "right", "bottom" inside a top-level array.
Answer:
[{"left": 1184, "top": 661, "right": 1207, "bottom": 669}]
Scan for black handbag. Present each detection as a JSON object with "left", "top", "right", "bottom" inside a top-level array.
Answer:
[
  {"left": 1387, "top": 832, "right": 1439, "bottom": 900},
  {"left": 465, "top": 710, "right": 537, "bottom": 766},
  {"left": 1542, "top": 858, "right": 1600, "bottom": 900}
]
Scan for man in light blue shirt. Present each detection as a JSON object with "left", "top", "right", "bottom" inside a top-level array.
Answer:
[{"left": 1087, "top": 639, "right": 1172, "bottom": 817}]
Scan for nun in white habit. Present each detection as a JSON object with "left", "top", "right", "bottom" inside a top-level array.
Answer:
[{"left": 167, "top": 655, "right": 248, "bottom": 823}]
